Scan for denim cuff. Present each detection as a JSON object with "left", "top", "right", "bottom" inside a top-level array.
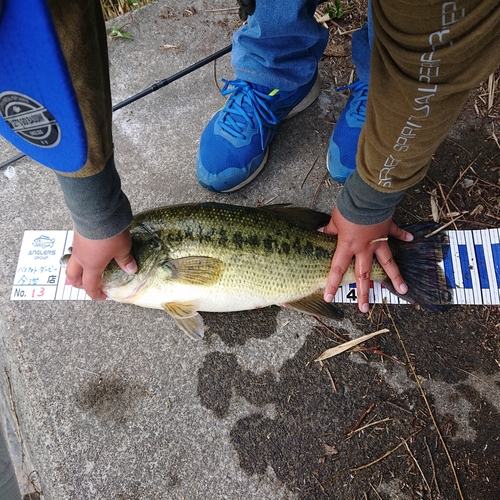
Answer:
[
  {"left": 336, "top": 170, "right": 405, "bottom": 226},
  {"left": 55, "top": 154, "right": 133, "bottom": 240}
]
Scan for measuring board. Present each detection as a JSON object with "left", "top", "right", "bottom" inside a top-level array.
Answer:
[
  {"left": 11, "top": 230, "right": 90, "bottom": 301},
  {"left": 10, "top": 229, "right": 500, "bottom": 305}
]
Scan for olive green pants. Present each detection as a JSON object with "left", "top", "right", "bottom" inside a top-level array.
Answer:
[{"left": 358, "top": 0, "right": 500, "bottom": 192}]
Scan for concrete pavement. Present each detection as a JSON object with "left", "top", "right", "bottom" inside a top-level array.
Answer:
[{"left": 1, "top": 1, "right": 499, "bottom": 499}]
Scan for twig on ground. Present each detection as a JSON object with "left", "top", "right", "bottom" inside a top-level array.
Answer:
[
  {"left": 351, "top": 430, "right": 421, "bottom": 472},
  {"left": 369, "top": 482, "right": 384, "bottom": 500},
  {"left": 347, "top": 402, "right": 375, "bottom": 436},
  {"left": 384, "top": 304, "right": 465, "bottom": 500},
  {"left": 403, "top": 439, "right": 432, "bottom": 496},
  {"left": 315, "top": 329, "right": 388, "bottom": 361},
  {"left": 345, "top": 418, "right": 392, "bottom": 440},
  {"left": 424, "top": 435, "right": 442, "bottom": 497},
  {"left": 312, "top": 171, "right": 329, "bottom": 205},
  {"left": 301, "top": 157, "right": 319, "bottom": 189},
  {"left": 424, "top": 213, "right": 465, "bottom": 238},
  {"left": 324, "top": 365, "right": 338, "bottom": 393},
  {"left": 441, "top": 155, "right": 480, "bottom": 209}
]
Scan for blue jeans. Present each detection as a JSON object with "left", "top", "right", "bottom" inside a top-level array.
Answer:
[
  {"left": 232, "top": 0, "right": 329, "bottom": 91},
  {"left": 231, "top": 0, "right": 373, "bottom": 91},
  {"left": 351, "top": 2, "right": 373, "bottom": 86}
]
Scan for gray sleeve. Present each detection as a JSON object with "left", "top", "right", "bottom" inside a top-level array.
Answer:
[
  {"left": 336, "top": 170, "right": 405, "bottom": 226},
  {"left": 55, "top": 154, "right": 133, "bottom": 240}
]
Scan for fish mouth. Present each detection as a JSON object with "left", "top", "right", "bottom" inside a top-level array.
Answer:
[{"left": 102, "top": 275, "right": 149, "bottom": 302}]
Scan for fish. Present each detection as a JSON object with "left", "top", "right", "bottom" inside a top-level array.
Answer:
[{"left": 62, "top": 202, "right": 452, "bottom": 340}]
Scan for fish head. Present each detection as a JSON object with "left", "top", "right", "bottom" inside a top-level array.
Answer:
[
  {"left": 101, "top": 226, "right": 169, "bottom": 302},
  {"left": 101, "top": 261, "right": 139, "bottom": 300}
]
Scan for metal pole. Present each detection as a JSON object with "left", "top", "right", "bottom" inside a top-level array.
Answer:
[{"left": 0, "top": 44, "right": 232, "bottom": 169}]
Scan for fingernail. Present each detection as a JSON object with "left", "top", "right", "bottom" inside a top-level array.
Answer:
[
  {"left": 361, "top": 303, "right": 369, "bottom": 313},
  {"left": 400, "top": 283, "right": 408, "bottom": 294},
  {"left": 405, "top": 232, "right": 414, "bottom": 241},
  {"left": 325, "top": 294, "right": 334, "bottom": 303},
  {"left": 125, "top": 261, "right": 138, "bottom": 274}
]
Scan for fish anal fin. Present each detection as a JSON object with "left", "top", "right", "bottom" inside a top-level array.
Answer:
[
  {"left": 161, "top": 256, "right": 224, "bottom": 286},
  {"left": 286, "top": 293, "right": 344, "bottom": 320},
  {"left": 162, "top": 301, "right": 205, "bottom": 340}
]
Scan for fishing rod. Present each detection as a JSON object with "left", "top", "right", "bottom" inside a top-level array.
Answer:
[{"left": 0, "top": 44, "right": 232, "bottom": 170}]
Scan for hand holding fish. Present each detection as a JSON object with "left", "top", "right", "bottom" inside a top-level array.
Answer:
[
  {"left": 322, "top": 206, "right": 413, "bottom": 313},
  {"left": 65, "top": 229, "right": 137, "bottom": 300}
]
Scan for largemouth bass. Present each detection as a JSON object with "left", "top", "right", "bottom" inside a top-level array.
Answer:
[{"left": 64, "top": 203, "right": 451, "bottom": 340}]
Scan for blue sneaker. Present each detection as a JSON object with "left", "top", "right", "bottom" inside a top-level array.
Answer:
[
  {"left": 327, "top": 79, "right": 368, "bottom": 184},
  {"left": 197, "top": 73, "right": 321, "bottom": 192}
]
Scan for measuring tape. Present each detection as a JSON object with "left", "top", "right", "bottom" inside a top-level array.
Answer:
[{"left": 10, "top": 229, "right": 500, "bottom": 305}]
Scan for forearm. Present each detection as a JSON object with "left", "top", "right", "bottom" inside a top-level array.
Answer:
[
  {"left": 55, "top": 155, "right": 133, "bottom": 240},
  {"left": 336, "top": 170, "right": 405, "bottom": 225},
  {"left": 49, "top": 0, "right": 133, "bottom": 239},
  {"left": 339, "top": 0, "right": 500, "bottom": 225}
]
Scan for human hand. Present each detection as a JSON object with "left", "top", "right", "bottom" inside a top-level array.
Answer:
[
  {"left": 65, "top": 229, "right": 137, "bottom": 300},
  {"left": 322, "top": 206, "right": 413, "bottom": 313}
]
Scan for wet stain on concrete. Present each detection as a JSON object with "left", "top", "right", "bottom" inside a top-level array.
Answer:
[
  {"left": 75, "top": 371, "right": 147, "bottom": 424},
  {"left": 202, "top": 307, "right": 279, "bottom": 346},
  {"left": 198, "top": 304, "right": 500, "bottom": 499},
  {"left": 198, "top": 352, "right": 278, "bottom": 419}
]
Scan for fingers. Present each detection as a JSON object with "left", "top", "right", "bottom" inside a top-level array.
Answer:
[
  {"left": 64, "top": 229, "right": 135, "bottom": 300},
  {"left": 323, "top": 208, "right": 412, "bottom": 314},
  {"left": 114, "top": 252, "right": 138, "bottom": 274},
  {"left": 375, "top": 244, "right": 408, "bottom": 295},
  {"left": 389, "top": 221, "right": 413, "bottom": 242},
  {"left": 355, "top": 263, "right": 372, "bottom": 314},
  {"left": 65, "top": 257, "right": 83, "bottom": 289},
  {"left": 324, "top": 240, "right": 350, "bottom": 303},
  {"left": 65, "top": 255, "right": 107, "bottom": 300}
]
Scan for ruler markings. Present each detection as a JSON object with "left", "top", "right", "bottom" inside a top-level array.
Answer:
[
  {"left": 11, "top": 229, "right": 500, "bottom": 305},
  {"left": 480, "top": 228, "right": 499, "bottom": 304}
]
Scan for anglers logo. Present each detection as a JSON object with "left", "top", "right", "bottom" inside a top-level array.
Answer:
[
  {"left": 0, "top": 91, "right": 61, "bottom": 148},
  {"left": 32, "top": 235, "right": 56, "bottom": 249}
]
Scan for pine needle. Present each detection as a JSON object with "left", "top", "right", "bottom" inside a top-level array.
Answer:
[{"left": 383, "top": 303, "right": 465, "bottom": 500}]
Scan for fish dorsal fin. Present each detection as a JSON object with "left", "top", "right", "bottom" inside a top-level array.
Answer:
[
  {"left": 162, "top": 301, "right": 204, "bottom": 340},
  {"left": 161, "top": 256, "right": 224, "bottom": 286},
  {"left": 286, "top": 293, "right": 344, "bottom": 320},
  {"left": 259, "top": 205, "right": 331, "bottom": 229}
]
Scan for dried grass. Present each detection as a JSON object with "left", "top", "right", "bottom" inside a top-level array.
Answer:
[{"left": 100, "top": 0, "right": 154, "bottom": 21}]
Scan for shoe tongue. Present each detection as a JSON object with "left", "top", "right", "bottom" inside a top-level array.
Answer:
[
  {"left": 226, "top": 82, "right": 273, "bottom": 126},
  {"left": 222, "top": 81, "right": 276, "bottom": 134}
]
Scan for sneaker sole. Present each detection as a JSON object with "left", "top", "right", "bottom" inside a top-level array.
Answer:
[
  {"left": 221, "top": 74, "right": 321, "bottom": 193},
  {"left": 286, "top": 73, "right": 322, "bottom": 119},
  {"left": 220, "top": 148, "right": 270, "bottom": 193}
]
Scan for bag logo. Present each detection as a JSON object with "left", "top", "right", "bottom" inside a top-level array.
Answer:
[{"left": 0, "top": 91, "right": 61, "bottom": 148}]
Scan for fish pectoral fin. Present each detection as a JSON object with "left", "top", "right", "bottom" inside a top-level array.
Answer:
[
  {"left": 162, "top": 301, "right": 205, "bottom": 340},
  {"left": 161, "top": 256, "right": 224, "bottom": 285},
  {"left": 286, "top": 293, "right": 344, "bottom": 320}
]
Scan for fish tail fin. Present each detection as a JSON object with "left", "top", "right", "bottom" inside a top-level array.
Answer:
[{"left": 384, "top": 222, "right": 453, "bottom": 312}]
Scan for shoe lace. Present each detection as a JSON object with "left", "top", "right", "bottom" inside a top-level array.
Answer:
[
  {"left": 218, "top": 79, "right": 280, "bottom": 149},
  {"left": 337, "top": 80, "right": 368, "bottom": 121}
]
